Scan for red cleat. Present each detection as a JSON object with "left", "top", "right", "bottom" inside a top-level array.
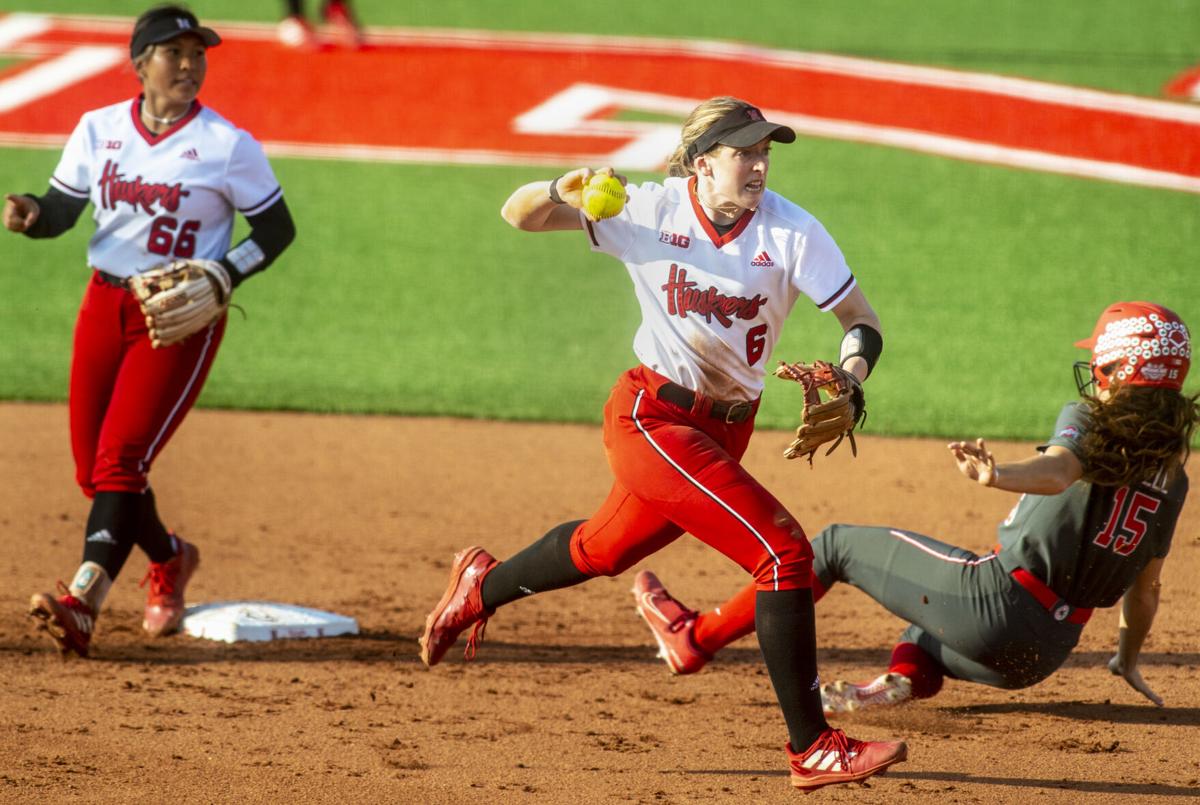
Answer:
[
  {"left": 631, "top": 570, "right": 711, "bottom": 675},
  {"left": 141, "top": 537, "right": 200, "bottom": 637},
  {"left": 419, "top": 547, "right": 498, "bottom": 667},
  {"left": 787, "top": 728, "right": 908, "bottom": 792},
  {"left": 29, "top": 584, "right": 95, "bottom": 658},
  {"left": 323, "top": 0, "right": 364, "bottom": 49}
]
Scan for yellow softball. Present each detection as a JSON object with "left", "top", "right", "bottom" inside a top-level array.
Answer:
[{"left": 581, "top": 174, "right": 626, "bottom": 220}]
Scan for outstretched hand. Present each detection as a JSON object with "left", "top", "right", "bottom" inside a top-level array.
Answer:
[
  {"left": 948, "top": 438, "right": 998, "bottom": 487},
  {"left": 1108, "top": 654, "right": 1164, "bottom": 707},
  {"left": 3, "top": 193, "right": 40, "bottom": 233}
]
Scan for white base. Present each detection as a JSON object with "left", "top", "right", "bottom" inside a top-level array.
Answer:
[{"left": 182, "top": 601, "right": 359, "bottom": 643}]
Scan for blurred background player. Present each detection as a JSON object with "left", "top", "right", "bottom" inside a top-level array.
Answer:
[
  {"left": 278, "top": 0, "right": 363, "bottom": 49},
  {"left": 417, "top": 96, "right": 906, "bottom": 792},
  {"left": 5, "top": 4, "right": 295, "bottom": 657},
  {"left": 633, "top": 301, "right": 1194, "bottom": 712}
]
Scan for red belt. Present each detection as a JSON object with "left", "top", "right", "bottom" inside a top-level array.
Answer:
[{"left": 1011, "top": 568, "right": 1092, "bottom": 625}]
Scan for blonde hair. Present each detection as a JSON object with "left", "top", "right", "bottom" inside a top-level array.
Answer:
[{"left": 666, "top": 96, "right": 748, "bottom": 177}]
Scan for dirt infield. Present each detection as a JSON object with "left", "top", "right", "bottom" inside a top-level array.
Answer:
[{"left": 1, "top": 402, "right": 1197, "bottom": 804}]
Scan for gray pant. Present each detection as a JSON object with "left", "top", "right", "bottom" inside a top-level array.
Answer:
[{"left": 812, "top": 524, "right": 1084, "bottom": 689}]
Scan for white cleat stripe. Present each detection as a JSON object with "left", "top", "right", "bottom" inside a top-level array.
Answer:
[{"left": 638, "top": 593, "right": 673, "bottom": 624}]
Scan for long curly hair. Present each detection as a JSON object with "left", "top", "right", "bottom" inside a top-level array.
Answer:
[{"left": 1080, "top": 384, "right": 1200, "bottom": 487}]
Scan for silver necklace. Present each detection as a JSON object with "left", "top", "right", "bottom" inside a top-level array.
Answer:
[{"left": 142, "top": 104, "right": 187, "bottom": 126}]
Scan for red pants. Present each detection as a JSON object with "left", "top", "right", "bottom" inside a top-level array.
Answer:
[
  {"left": 569, "top": 366, "right": 812, "bottom": 591},
  {"left": 69, "top": 272, "right": 225, "bottom": 497}
]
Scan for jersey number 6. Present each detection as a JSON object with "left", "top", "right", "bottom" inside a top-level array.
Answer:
[
  {"left": 147, "top": 216, "right": 201, "bottom": 258},
  {"left": 746, "top": 324, "right": 768, "bottom": 366}
]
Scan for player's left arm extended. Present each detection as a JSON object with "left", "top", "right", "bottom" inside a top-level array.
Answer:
[
  {"left": 830, "top": 287, "right": 883, "bottom": 383},
  {"left": 1108, "top": 557, "right": 1164, "bottom": 706},
  {"left": 950, "top": 442, "right": 1084, "bottom": 495}
]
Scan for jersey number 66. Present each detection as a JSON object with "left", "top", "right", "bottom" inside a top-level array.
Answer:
[{"left": 147, "top": 215, "right": 201, "bottom": 258}]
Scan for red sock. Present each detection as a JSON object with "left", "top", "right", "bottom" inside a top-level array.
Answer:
[
  {"left": 887, "top": 641, "right": 944, "bottom": 699},
  {"left": 810, "top": 574, "right": 828, "bottom": 604},
  {"left": 692, "top": 581, "right": 756, "bottom": 656}
]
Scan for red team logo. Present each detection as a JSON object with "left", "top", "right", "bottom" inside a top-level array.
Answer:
[
  {"left": 660, "top": 264, "right": 768, "bottom": 327},
  {"left": 98, "top": 159, "right": 189, "bottom": 213}
]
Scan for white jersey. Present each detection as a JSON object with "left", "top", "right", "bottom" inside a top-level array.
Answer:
[
  {"left": 585, "top": 175, "right": 855, "bottom": 401},
  {"left": 49, "top": 97, "right": 282, "bottom": 276}
]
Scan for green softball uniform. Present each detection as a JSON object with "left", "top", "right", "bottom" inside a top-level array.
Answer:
[{"left": 812, "top": 402, "right": 1188, "bottom": 689}]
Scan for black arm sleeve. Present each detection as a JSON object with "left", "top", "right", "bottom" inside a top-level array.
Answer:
[
  {"left": 23, "top": 187, "right": 89, "bottom": 239},
  {"left": 839, "top": 323, "right": 884, "bottom": 379},
  {"left": 218, "top": 196, "right": 297, "bottom": 288}
]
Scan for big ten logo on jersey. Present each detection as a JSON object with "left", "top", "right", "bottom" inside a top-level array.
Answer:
[
  {"left": 658, "top": 230, "right": 690, "bottom": 249},
  {"left": 103, "top": 140, "right": 123, "bottom": 150}
]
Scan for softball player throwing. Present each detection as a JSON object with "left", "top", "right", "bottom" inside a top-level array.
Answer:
[
  {"left": 633, "top": 301, "right": 1194, "bottom": 712},
  {"left": 6, "top": 5, "right": 295, "bottom": 657},
  {"left": 418, "top": 97, "right": 906, "bottom": 792}
]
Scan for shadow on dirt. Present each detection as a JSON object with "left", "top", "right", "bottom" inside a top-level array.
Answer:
[
  {"left": 941, "top": 699, "right": 1200, "bottom": 726},
  {"left": 686, "top": 767, "right": 1200, "bottom": 801},
  {"left": 4, "top": 633, "right": 1197, "bottom": 673},
  {"left": 684, "top": 767, "right": 1198, "bottom": 797},
  {"left": 886, "top": 771, "right": 1200, "bottom": 798}
]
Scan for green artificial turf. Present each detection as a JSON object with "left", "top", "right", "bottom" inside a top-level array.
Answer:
[
  {"left": 3, "top": 141, "right": 1195, "bottom": 438},
  {"left": 1, "top": 2, "right": 1196, "bottom": 438}
]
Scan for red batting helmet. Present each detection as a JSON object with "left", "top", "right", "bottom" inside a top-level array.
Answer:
[{"left": 1074, "top": 301, "right": 1191, "bottom": 394}]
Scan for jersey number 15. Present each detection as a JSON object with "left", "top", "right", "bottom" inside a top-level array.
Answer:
[{"left": 1093, "top": 487, "right": 1161, "bottom": 557}]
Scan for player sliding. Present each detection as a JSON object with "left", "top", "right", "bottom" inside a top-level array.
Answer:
[
  {"left": 418, "top": 96, "right": 907, "bottom": 793},
  {"left": 633, "top": 301, "right": 1195, "bottom": 713}
]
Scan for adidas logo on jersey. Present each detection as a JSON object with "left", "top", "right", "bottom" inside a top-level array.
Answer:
[
  {"left": 180, "top": 148, "right": 200, "bottom": 161},
  {"left": 750, "top": 251, "right": 775, "bottom": 267}
]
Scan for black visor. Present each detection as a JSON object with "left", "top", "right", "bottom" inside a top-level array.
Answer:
[
  {"left": 685, "top": 103, "right": 796, "bottom": 161},
  {"left": 130, "top": 8, "right": 221, "bottom": 59}
]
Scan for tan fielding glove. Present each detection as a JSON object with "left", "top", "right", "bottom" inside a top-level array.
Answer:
[
  {"left": 773, "top": 359, "right": 866, "bottom": 464},
  {"left": 128, "top": 259, "right": 232, "bottom": 348}
]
